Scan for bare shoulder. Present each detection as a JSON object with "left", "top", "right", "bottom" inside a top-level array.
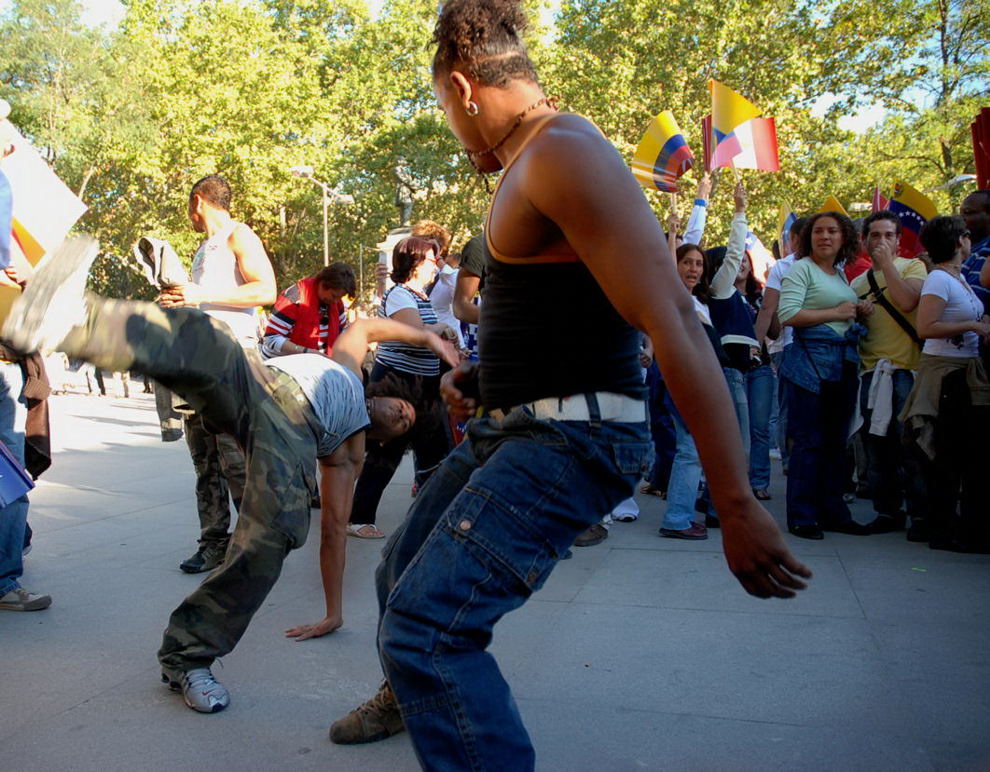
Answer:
[
  {"left": 521, "top": 113, "right": 620, "bottom": 177},
  {"left": 229, "top": 221, "right": 264, "bottom": 249}
]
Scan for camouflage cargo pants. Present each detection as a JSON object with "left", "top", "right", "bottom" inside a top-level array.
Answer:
[
  {"left": 60, "top": 299, "right": 320, "bottom": 674},
  {"left": 184, "top": 411, "right": 246, "bottom": 549}
]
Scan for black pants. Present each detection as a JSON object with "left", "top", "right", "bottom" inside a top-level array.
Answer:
[
  {"left": 349, "top": 363, "right": 453, "bottom": 525},
  {"left": 928, "top": 368, "right": 990, "bottom": 546}
]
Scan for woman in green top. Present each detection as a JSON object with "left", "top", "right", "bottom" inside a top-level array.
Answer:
[{"left": 778, "top": 212, "right": 874, "bottom": 540}]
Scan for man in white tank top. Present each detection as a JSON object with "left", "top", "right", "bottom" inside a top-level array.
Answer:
[{"left": 159, "top": 175, "right": 277, "bottom": 574}]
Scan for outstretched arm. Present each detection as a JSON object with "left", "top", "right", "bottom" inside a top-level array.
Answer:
[
  {"left": 330, "top": 317, "right": 458, "bottom": 378},
  {"left": 285, "top": 434, "right": 364, "bottom": 641},
  {"left": 522, "top": 118, "right": 811, "bottom": 599}
]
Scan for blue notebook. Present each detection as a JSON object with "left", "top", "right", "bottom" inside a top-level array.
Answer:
[{"left": 0, "top": 439, "right": 33, "bottom": 507}]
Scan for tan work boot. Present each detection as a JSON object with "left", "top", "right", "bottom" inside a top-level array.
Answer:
[{"left": 329, "top": 680, "right": 404, "bottom": 744}]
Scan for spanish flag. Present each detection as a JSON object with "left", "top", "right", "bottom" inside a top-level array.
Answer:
[
  {"left": 709, "top": 80, "right": 762, "bottom": 169},
  {"left": 889, "top": 180, "right": 938, "bottom": 257},
  {"left": 631, "top": 110, "right": 695, "bottom": 194}
]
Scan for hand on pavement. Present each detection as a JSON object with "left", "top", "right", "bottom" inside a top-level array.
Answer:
[{"left": 285, "top": 614, "right": 343, "bottom": 641}]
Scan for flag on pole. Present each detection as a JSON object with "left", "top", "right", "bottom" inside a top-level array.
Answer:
[
  {"left": 777, "top": 201, "right": 796, "bottom": 256},
  {"left": 725, "top": 118, "right": 779, "bottom": 171},
  {"left": 0, "top": 170, "right": 11, "bottom": 269},
  {"left": 818, "top": 195, "right": 849, "bottom": 218},
  {"left": 2, "top": 126, "right": 86, "bottom": 266},
  {"left": 631, "top": 110, "right": 695, "bottom": 193},
  {"left": 871, "top": 186, "right": 889, "bottom": 213},
  {"left": 709, "top": 80, "right": 762, "bottom": 169},
  {"left": 745, "top": 230, "right": 775, "bottom": 286},
  {"left": 972, "top": 108, "right": 990, "bottom": 190},
  {"left": 889, "top": 180, "right": 938, "bottom": 257},
  {"left": 701, "top": 114, "right": 714, "bottom": 171}
]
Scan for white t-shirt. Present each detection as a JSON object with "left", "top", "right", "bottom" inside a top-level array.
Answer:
[
  {"left": 265, "top": 355, "right": 370, "bottom": 457},
  {"left": 693, "top": 296, "right": 712, "bottom": 325},
  {"left": 429, "top": 265, "right": 464, "bottom": 347},
  {"left": 920, "top": 269, "right": 984, "bottom": 358},
  {"left": 765, "top": 253, "right": 796, "bottom": 352}
]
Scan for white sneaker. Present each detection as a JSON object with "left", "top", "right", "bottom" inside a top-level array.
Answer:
[
  {"left": 162, "top": 667, "right": 230, "bottom": 713},
  {"left": 2, "top": 236, "right": 98, "bottom": 354},
  {"left": 0, "top": 586, "right": 52, "bottom": 611}
]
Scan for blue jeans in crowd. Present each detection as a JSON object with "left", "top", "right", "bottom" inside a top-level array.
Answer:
[
  {"left": 770, "top": 350, "right": 789, "bottom": 468},
  {"left": 661, "top": 413, "right": 701, "bottom": 532},
  {"left": 858, "top": 369, "right": 925, "bottom": 522},
  {"left": 374, "top": 403, "right": 651, "bottom": 771},
  {"left": 0, "top": 360, "right": 30, "bottom": 597},
  {"left": 784, "top": 366, "right": 858, "bottom": 528},
  {"left": 746, "top": 364, "right": 775, "bottom": 490},
  {"left": 723, "top": 367, "right": 750, "bottom": 457}
]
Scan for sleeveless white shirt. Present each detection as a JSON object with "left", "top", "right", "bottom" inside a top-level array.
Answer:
[{"left": 191, "top": 221, "right": 259, "bottom": 345}]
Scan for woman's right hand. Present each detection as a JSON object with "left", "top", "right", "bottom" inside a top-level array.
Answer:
[
  {"left": 733, "top": 181, "right": 746, "bottom": 213},
  {"left": 833, "top": 301, "right": 857, "bottom": 321}
]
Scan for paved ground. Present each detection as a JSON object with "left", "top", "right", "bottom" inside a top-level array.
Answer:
[{"left": 2, "top": 391, "right": 989, "bottom": 771}]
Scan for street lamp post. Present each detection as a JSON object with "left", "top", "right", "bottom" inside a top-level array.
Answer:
[{"left": 289, "top": 165, "right": 354, "bottom": 267}]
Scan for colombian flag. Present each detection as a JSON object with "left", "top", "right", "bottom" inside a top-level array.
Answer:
[
  {"left": 631, "top": 110, "right": 695, "bottom": 193},
  {"left": 889, "top": 180, "right": 938, "bottom": 257},
  {"left": 709, "top": 80, "right": 762, "bottom": 169}
]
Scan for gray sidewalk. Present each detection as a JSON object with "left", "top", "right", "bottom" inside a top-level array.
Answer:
[{"left": 2, "top": 392, "right": 988, "bottom": 771}]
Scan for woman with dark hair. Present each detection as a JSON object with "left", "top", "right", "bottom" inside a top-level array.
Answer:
[
  {"left": 347, "top": 236, "right": 455, "bottom": 538},
  {"left": 778, "top": 212, "right": 873, "bottom": 539},
  {"left": 901, "top": 215, "right": 990, "bottom": 551},
  {"left": 706, "top": 183, "right": 776, "bottom": 500},
  {"left": 330, "top": 0, "right": 810, "bottom": 764},
  {"left": 658, "top": 243, "right": 729, "bottom": 540}
]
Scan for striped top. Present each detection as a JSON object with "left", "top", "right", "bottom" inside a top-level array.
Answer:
[{"left": 375, "top": 284, "right": 440, "bottom": 376}]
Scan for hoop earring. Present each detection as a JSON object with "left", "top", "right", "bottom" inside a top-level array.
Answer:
[{"left": 465, "top": 101, "right": 479, "bottom": 117}]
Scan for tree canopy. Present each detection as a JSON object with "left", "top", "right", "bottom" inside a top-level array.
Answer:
[{"left": 1, "top": 0, "right": 986, "bottom": 296}]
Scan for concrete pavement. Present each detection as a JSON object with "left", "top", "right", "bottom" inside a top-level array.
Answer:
[{"left": 1, "top": 391, "right": 988, "bottom": 771}]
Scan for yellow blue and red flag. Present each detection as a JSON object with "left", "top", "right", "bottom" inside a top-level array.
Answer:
[
  {"left": 889, "top": 180, "right": 938, "bottom": 257},
  {"left": 818, "top": 195, "right": 849, "bottom": 218},
  {"left": 709, "top": 80, "right": 762, "bottom": 169},
  {"left": 631, "top": 110, "right": 695, "bottom": 194}
]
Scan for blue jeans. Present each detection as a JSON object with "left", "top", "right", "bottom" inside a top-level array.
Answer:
[
  {"left": 784, "top": 366, "right": 858, "bottom": 527},
  {"left": 859, "top": 369, "right": 925, "bottom": 520},
  {"left": 770, "top": 350, "right": 789, "bottom": 467},
  {"left": 662, "top": 413, "right": 701, "bottom": 531},
  {"left": 746, "top": 365, "right": 774, "bottom": 489},
  {"left": 723, "top": 367, "right": 750, "bottom": 457},
  {"left": 0, "top": 360, "right": 29, "bottom": 596},
  {"left": 374, "top": 405, "right": 651, "bottom": 771}
]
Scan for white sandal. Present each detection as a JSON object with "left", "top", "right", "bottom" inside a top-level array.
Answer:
[{"left": 346, "top": 523, "right": 385, "bottom": 539}]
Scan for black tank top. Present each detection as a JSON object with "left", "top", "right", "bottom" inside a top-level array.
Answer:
[{"left": 478, "top": 113, "right": 645, "bottom": 408}]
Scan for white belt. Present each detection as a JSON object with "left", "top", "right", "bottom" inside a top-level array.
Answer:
[{"left": 488, "top": 392, "right": 647, "bottom": 423}]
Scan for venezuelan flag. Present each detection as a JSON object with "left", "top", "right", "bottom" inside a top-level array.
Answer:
[
  {"left": 710, "top": 80, "right": 761, "bottom": 169},
  {"left": 889, "top": 180, "right": 938, "bottom": 257},
  {"left": 631, "top": 110, "right": 695, "bottom": 193}
]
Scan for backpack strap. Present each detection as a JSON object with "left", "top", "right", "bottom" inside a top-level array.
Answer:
[{"left": 863, "top": 269, "right": 922, "bottom": 347}]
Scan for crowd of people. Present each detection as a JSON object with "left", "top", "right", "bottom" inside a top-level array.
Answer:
[{"left": 0, "top": 0, "right": 987, "bottom": 768}]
